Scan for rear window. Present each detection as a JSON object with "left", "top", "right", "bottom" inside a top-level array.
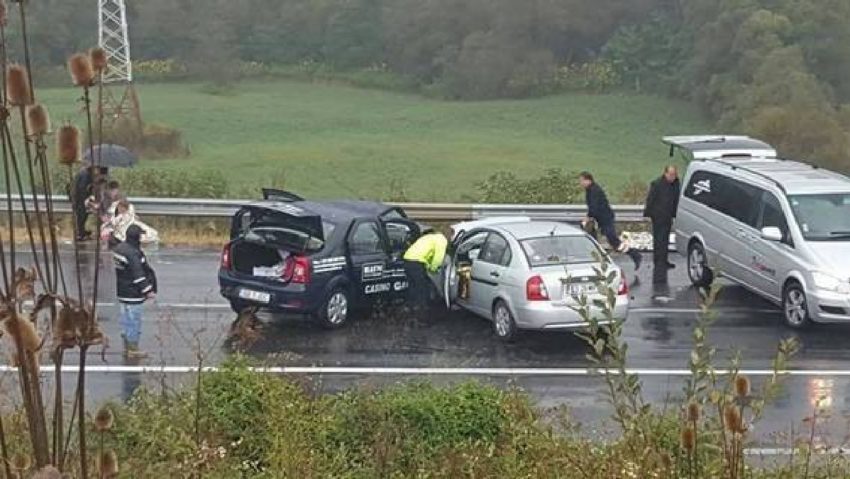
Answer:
[
  {"left": 520, "top": 235, "right": 601, "bottom": 267},
  {"left": 245, "top": 225, "right": 333, "bottom": 253}
]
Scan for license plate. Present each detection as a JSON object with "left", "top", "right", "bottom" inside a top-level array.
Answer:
[
  {"left": 238, "top": 288, "right": 271, "bottom": 304},
  {"left": 568, "top": 283, "right": 597, "bottom": 296}
]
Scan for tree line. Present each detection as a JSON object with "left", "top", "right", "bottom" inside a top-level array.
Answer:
[{"left": 15, "top": 0, "right": 850, "bottom": 169}]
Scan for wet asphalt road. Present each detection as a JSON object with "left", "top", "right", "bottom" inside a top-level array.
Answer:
[{"left": 6, "top": 246, "right": 850, "bottom": 449}]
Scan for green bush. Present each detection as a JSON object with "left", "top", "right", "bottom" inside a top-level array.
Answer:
[
  {"left": 476, "top": 169, "right": 584, "bottom": 204},
  {"left": 113, "top": 168, "right": 229, "bottom": 198}
]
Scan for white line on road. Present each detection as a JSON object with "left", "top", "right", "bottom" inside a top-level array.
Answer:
[
  {"left": 1, "top": 365, "right": 849, "bottom": 376},
  {"left": 630, "top": 307, "right": 779, "bottom": 315},
  {"left": 94, "top": 302, "right": 230, "bottom": 309}
]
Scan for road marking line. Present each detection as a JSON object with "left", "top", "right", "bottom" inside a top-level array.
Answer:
[
  {"left": 630, "top": 307, "right": 779, "bottom": 315},
  {"left": 745, "top": 448, "right": 850, "bottom": 456},
  {"left": 95, "top": 302, "right": 230, "bottom": 309},
  {"left": 1, "top": 366, "right": 849, "bottom": 376}
]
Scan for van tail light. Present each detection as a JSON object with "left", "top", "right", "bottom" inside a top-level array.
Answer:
[
  {"left": 526, "top": 276, "right": 549, "bottom": 301},
  {"left": 220, "top": 244, "right": 232, "bottom": 270},
  {"left": 283, "top": 255, "right": 311, "bottom": 284},
  {"left": 618, "top": 270, "right": 629, "bottom": 296}
]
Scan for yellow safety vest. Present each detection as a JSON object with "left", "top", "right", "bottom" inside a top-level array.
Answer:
[{"left": 403, "top": 233, "right": 448, "bottom": 273}]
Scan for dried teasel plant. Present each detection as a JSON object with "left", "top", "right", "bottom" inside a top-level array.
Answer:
[
  {"left": 6, "top": 64, "right": 32, "bottom": 106},
  {"left": 687, "top": 401, "right": 700, "bottom": 422},
  {"left": 723, "top": 404, "right": 745, "bottom": 434},
  {"left": 57, "top": 125, "right": 81, "bottom": 166},
  {"left": 26, "top": 104, "right": 51, "bottom": 137},
  {"left": 98, "top": 450, "right": 119, "bottom": 478},
  {"left": 90, "top": 47, "right": 108, "bottom": 73},
  {"left": 94, "top": 406, "right": 114, "bottom": 432},
  {"left": 33, "top": 466, "right": 62, "bottom": 479},
  {"left": 734, "top": 375, "right": 751, "bottom": 398},
  {"left": 68, "top": 53, "right": 95, "bottom": 87},
  {"left": 0, "top": 0, "right": 7, "bottom": 27}
]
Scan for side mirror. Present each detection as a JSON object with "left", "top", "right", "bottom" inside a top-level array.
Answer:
[{"left": 761, "top": 226, "right": 783, "bottom": 242}]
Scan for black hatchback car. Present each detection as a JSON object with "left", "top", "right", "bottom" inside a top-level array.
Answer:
[{"left": 218, "top": 190, "right": 422, "bottom": 328}]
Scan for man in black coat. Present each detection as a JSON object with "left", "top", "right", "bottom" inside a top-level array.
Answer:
[
  {"left": 71, "top": 166, "right": 108, "bottom": 241},
  {"left": 113, "top": 225, "right": 156, "bottom": 358},
  {"left": 643, "top": 165, "right": 681, "bottom": 289},
  {"left": 579, "top": 172, "right": 642, "bottom": 270}
]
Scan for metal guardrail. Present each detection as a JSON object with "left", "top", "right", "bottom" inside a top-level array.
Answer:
[{"left": 7, "top": 195, "right": 647, "bottom": 223}]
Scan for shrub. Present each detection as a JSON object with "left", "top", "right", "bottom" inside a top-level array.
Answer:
[
  {"left": 476, "top": 169, "right": 583, "bottom": 204},
  {"left": 556, "top": 60, "right": 622, "bottom": 93},
  {"left": 113, "top": 168, "right": 228, "bottom": 198}
]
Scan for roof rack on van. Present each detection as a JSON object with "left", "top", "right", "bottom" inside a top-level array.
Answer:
[{"left": 702, "top": 158, "right": 787, "bottom": 194}]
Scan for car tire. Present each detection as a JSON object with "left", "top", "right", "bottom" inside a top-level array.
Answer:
[
  {"left": 493, "top": 300, "right": 518, "bottom": 343},
  {"left": 317, "top": 287, "right": 351, "bottom": 329},
  {"left": 687, "top": 242, "right": 714, "bottom": 288},
  {"left": 783, "top": 281, "right": 811, "bottom": 329}
]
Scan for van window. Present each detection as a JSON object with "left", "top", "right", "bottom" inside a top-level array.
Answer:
[
  {"left": 758, "top": 192, "right": 791, "bottom": 245},
  {"left": 685, "top": 170, "right": 759, "bottom": 227},
  {"left": 789, "top": 193, "right": 850, "bottom": 241}
]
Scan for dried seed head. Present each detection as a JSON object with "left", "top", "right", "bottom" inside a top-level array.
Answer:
[
  {"left": 57, "top": 125, "right": 81, "bottom": 166},
  {"left": 735, "top": 375, "right": 751, "bottom": 398},
  {"left": 687, "top": 401, "right": 700, "bottom": 422},
  {"left": 723, "top": 404, "right": 745, "bottom": 434},
  {"left": 90, "top": 47, "right": 108, "bottom": 72},
  {"left": 26, "top": 104, "right": 51, "bottom": 136},
  {"left": 55, "top": 306, "right": 78, "bottom": 348},
  {"left": 95, "top": 406, "right": 115, "bottom": 432},
  {"left": 33, "top": 466, "right": 62, "bottom": 479},
  {"left": 7, "top": 65, "right": 32, "bottom": 106},
  {"left": 11, "top": 452, "right": 31, "bottom": 471},
  {"left": 680, "top": 426, "right": 695, "bottom": 453},
  {"left": 0, "top": 1, "right": 7, "bottom": 27},
  {"left": 68, "top": 53, "right": 95, "bottom": 87},
  {"left": 99, "top": 450, "right": 119, "bottom": 478},
  {"left": 5, "top": 314, "right": 41, "bottom": 353}
]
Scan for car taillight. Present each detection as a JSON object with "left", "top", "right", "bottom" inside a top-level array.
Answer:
[
  {"left": 526, "top": 276, "right": 549, "bottom": 301},
  {"left": 618, "top": 270, "right": 628, "bottom": 296},
  {"left": 283, "top": 255, "right": 311, "bottom": 284},
  {"left": 220, "top": 244, "right": 232, "bottom": 270}
]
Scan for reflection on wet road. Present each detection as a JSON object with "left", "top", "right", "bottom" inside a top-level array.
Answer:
[{"left": 6, "top": 247, "right": 850, "bottom": 448}]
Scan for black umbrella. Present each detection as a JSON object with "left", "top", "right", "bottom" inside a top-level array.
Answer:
[{"left": 83, "top": 144, "right": 138, "bottom": 168}]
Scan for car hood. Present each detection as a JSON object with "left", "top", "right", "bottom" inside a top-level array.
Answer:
[{"left": 808, "top": 242, "right": 850, "bottom": 277}]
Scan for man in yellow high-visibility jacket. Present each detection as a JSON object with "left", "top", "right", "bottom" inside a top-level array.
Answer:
[{"left": 403, "top": 230, "right": 448, "bottom": 315}]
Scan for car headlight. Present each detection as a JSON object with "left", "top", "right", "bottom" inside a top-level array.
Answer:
[{"left": 812, "top": 272, "right": 850, "bottom": 294}]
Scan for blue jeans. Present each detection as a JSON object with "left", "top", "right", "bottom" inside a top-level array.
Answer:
[{"left": 119, "top": 302, "right": 144, "bottom": 344}]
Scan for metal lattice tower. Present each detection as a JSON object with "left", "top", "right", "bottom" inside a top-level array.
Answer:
[
  {"left": 98, "top": 0, "right": 133, "bottom": 83},
  {"left": 97, "top": 0, "right": 143, "bottom": 136}
]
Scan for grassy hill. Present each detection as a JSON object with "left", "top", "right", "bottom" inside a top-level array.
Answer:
[{"left": 40, "top": 80, "right": 710, "bottom": 201}]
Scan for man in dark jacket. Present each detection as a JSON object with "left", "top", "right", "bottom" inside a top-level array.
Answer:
[
  {"left": 579, "top": 172, "right": 642, "bottom": 270},
  {"left": 113, "top": 225, "right": 156, "bottom": 358},
  {"left": 72, "top": 166, "right": 107, "bottom": 241},
  {"left": 643, "top": 165, "right": 681, "bottom": 289}
]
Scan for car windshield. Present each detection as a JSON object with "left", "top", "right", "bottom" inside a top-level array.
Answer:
[
  {"left": 520, "top": 235, "right": 601, "bottom": 266},
  {"left": 788, "top": 194, "right": 850, "bottom": 241}
]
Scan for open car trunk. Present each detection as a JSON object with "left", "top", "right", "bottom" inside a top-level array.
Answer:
[{"left": 231, "top": 241, "right": 291, "bottom": 279}]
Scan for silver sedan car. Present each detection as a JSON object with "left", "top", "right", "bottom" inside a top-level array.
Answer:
[{"left": 438, "top": 219, "right": 630, "bottom": 341}]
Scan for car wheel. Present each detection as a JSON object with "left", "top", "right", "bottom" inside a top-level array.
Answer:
[
  {"left": 317, "top": 288, "right": 351, "bottom": 329},
  {"left": 687, "top": 242, "right": 714, "bottom": 288},
  {"left": 493, "top": 301, "right": 517, "bottom": 343},
  {"left": 783, "top": 282, "right": 811, "bottom": 329}
]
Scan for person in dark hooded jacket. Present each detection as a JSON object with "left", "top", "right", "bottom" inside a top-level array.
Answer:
[
  {"left": 113, "top": 224, "right": 156, "bottom": 357},
  {"left": 579, "top": 172, "right": 642, "bottom": 270}
]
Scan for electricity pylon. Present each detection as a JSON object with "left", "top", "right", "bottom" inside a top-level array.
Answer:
[{"left": 97, "top": 0, "right": 143, "bottom": 137}]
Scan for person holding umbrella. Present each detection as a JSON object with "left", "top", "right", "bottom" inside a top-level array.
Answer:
[{"left": 72, "top": 166, "right": 107, "bottom": 241}]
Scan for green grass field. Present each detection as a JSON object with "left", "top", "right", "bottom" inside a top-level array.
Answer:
[{"left": 40, "top": 80, "right": 710, "bottom": 201}]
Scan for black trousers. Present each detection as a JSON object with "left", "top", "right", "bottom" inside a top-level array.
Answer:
[
  {"left": 652, "top": 220, "right": 672, "bottom": 285},
  {"left": 403, "top": 260, "right": 430, "bottom": 310},
  {"left": 73, "top": 200, "right": 89, "bottom": 238}
]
